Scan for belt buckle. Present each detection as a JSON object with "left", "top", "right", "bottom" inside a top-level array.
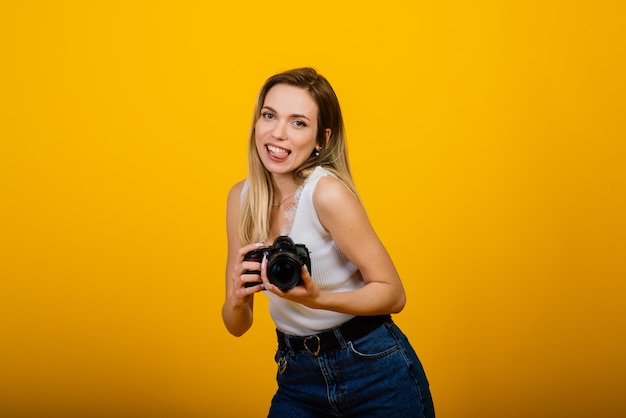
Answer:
[{"left": 303, "top": 335, "right": 321, "bottom": 356}]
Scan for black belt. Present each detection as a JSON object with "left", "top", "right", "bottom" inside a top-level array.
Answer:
[{"left": 277, "top": 314, "right": 391, "bottom": 356}]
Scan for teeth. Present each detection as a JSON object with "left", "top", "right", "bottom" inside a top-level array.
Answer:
[{"left": 267, "top": 145, "right": 290, "bottom": 154}]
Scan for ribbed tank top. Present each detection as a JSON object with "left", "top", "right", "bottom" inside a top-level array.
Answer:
[{"left": 243, "top": 166, "right": 364, "bottom": 335}]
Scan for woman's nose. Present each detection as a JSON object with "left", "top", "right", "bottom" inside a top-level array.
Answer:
[{"left": 271, "top": 121, "right": 287, "bottom": 140}]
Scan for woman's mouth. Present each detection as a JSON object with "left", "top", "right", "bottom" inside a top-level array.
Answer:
[{"left": 267, "top": 145, "right": 291, "bottom": 159}]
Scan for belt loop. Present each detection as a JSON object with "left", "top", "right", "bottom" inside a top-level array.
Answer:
[
  {"left": 285, "top": 335, "right": 296, "bottom": 355},
  {"left": 333, "top": 327, "right": 347, "bottom": 348},
  {"left": 277, "top": 330, "right": 295, "bottom": 355}
]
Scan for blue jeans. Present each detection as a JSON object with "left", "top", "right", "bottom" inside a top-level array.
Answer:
[{"left": 268, "top": 320, "right": 435, "bottom": 418}]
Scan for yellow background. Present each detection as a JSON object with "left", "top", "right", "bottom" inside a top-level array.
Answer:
[{"left": 1, "top": 1, "right": 624, "bottom": 417}]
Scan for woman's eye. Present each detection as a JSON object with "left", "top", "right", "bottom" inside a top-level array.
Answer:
[
  {"left": 293, "top": 120, "right": 306, "bottom": 128},
  {"left": 262, "top": 112, "right": 274, "bottom": 120}
]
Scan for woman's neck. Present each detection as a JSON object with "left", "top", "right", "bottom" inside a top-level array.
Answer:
[{"left": 270, "top": 174, "right": 299, "bottom": 202}]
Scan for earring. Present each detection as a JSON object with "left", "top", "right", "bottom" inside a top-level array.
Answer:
[{"left": 314, "top": 147, "right": 321, "bottom": 157}]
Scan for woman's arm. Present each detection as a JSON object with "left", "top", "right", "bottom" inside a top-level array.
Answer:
[
  {"left": 261, "top": 175, "right": 406, "bottom": 315},
  {"left": 221, "top": 181, "right": 263, "bottom": 336}
]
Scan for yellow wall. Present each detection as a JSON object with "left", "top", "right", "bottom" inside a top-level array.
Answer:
[{"left": 1, "top": 1, "right": 624, "bottom": 417}]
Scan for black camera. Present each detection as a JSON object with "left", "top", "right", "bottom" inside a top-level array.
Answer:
[{"left": 243, "top": 235, "right": 311, "bottom": 292}]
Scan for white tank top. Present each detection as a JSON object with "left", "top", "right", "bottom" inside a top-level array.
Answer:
[{"left": 244, "top": 166, "right": 364, "bottom": 335}]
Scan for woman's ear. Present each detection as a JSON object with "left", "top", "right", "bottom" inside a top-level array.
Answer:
[{"left": 324, "top": 128, "right": 332, "bottom": 145}]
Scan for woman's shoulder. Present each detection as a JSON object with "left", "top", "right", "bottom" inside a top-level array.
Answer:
[
  {"left": 229, "top": 179, "right": 246, "bottom": 192},
  {"left": 310, "top": 165, "right": 356, "bottom": 195},
  {"left": 311, "top": 171, "right": 364, "bottom": 235},
  {"left": 312, "top": 172, "right": 358, "bottom": 209},
  {"left": 227, "top": 179, "right": 246, "bottom": 205}
]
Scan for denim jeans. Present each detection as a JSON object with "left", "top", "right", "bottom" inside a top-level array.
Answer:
[{"left": 268, "top": 320, "right": 435, "bottom": 418}]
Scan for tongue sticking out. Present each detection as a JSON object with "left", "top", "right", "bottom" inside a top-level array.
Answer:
[{"left": 267, "top": 145, "right": 290, "bottom": 160}]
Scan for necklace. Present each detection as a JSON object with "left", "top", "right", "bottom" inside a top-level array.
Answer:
[{"left": 272, "top": 194, "right": 294, "bottom": 208}]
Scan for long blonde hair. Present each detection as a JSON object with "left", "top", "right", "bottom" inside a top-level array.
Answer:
[{"left": 239, "top": 67, "right": 358, "bottom": 245}]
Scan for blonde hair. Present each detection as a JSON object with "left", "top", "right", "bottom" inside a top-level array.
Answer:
[{"left": 239, "top": 67, "right": 358, "bottom": 245}]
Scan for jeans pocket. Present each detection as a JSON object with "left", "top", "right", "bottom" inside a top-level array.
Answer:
[{"left": 347, "top": 324, "right": 400, "bottom": 359}]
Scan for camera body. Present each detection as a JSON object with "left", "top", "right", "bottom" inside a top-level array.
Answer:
[{"left": 243, "top": 235, "right": 311, "bottom": 292}]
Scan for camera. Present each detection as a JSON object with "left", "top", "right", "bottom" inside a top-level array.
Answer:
[{"left": 243, "top": 235, "right": 311, "bottom": 292}]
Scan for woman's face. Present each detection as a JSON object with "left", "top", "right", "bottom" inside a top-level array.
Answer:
[{"left": 255, "top": 84, "right": 325, "bottom": 177}]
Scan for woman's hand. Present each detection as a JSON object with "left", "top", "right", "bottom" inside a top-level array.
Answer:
[
  {"left": 222, "top": 240, "right": 266, "bottom": 337},
  {"left": 231, "top": 242, "right": 266, "bottom": 303},
  {"left": 261, "top": 261, "right": 321, "bottom": 308}
]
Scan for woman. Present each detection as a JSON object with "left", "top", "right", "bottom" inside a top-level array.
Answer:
[{"left": 222, "top": 68, "right": 435, "bottom": 417}]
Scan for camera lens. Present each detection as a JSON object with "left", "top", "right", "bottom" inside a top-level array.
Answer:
[
  {"left": 270, "top": 261, "right": 296, "bottom": 282},
  {"left": 267, "top": 253, "right": 302, "bottom": 291}
]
